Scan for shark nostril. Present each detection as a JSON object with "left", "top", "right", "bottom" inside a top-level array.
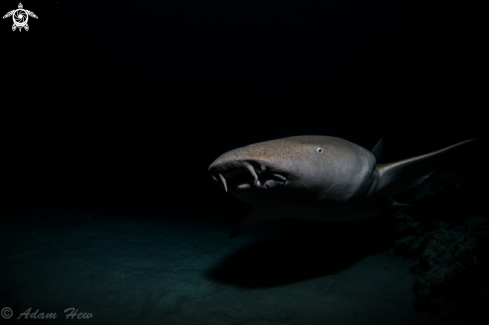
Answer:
[
  {"left": 209, "top": 161, "right": 282, "bottom": 192},
  {"left": 218, "top": 173, "right": 228, "bottom": 192},
  {"left": 243, "top": 161, "right": 259, "bottom": 185}
]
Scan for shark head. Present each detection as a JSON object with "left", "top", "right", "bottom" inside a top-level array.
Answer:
[
  {"left": 208, "top": 136, "right": 376, "bottom": 204},
  {"left": 209, "top": 135, "right": 476, "bottom": 238}
]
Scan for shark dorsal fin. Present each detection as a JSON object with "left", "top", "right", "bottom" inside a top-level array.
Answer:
[
  {"left": 375, "top": 138, "right": 476, "bottom": 197},
  {"left": 371, "top": 137, "right": 384, "bottom": 162}
]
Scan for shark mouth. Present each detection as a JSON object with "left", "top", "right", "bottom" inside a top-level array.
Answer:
[{"left": 210, "top": 161, "right": 287, "bottom": 192}]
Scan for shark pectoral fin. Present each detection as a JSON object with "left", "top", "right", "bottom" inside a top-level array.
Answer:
[
  {"left": 375, "top": 139, "right": 476, "bottom": 196},
  {"left": 229, "top": 207, "right": 280, "bottom": 238},
  {"left": 390, "top": 197, "right": 417, "bottom": 210}
]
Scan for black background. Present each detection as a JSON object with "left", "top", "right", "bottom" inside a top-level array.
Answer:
[{"left": 1, "top": 0, "right": 485, "bottom": 211}]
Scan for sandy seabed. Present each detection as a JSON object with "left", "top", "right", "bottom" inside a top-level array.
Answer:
[{"left": 0, "top": 202, "right": 440, "bottom": 325}]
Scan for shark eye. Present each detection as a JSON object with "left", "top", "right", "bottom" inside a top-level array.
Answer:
[{"left": 317, "top": 147, "right": 323, "bottom": 153}]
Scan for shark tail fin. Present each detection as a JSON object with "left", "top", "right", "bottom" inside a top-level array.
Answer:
[{"left": 375, "top": 139, "right": 476, "bottom": 197}]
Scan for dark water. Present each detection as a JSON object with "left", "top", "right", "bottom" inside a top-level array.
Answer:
[{"left": 1, "top": 1, "right": 485, "bottom": 324}]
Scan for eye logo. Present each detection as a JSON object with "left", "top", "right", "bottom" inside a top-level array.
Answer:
[{"left": 3, "top": 3, "right": 38, "bottom": 32}]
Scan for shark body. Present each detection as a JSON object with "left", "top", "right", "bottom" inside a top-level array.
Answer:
[{"left": 208, "top": 136, "right": 475, "bottom": 238}]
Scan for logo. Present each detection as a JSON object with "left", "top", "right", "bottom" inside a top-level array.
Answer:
[{"left": 3, "top": 3, "right": 38, "bottom": 32}]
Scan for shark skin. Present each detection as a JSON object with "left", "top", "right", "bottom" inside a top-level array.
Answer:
[{"left": 208, "top": 136, "right": 476, "bottom": 238}]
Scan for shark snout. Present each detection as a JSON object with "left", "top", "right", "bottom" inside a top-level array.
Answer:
[
  {"left": 208, "top": 160, "right": 260, "bottom": 192},
  {"left": 208, "top": 160, "right": 287, "bottom": 192}
]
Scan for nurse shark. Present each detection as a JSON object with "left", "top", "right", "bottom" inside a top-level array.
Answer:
[{"left": 208, "top": 136, "right": 476, "bottom": 238}]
